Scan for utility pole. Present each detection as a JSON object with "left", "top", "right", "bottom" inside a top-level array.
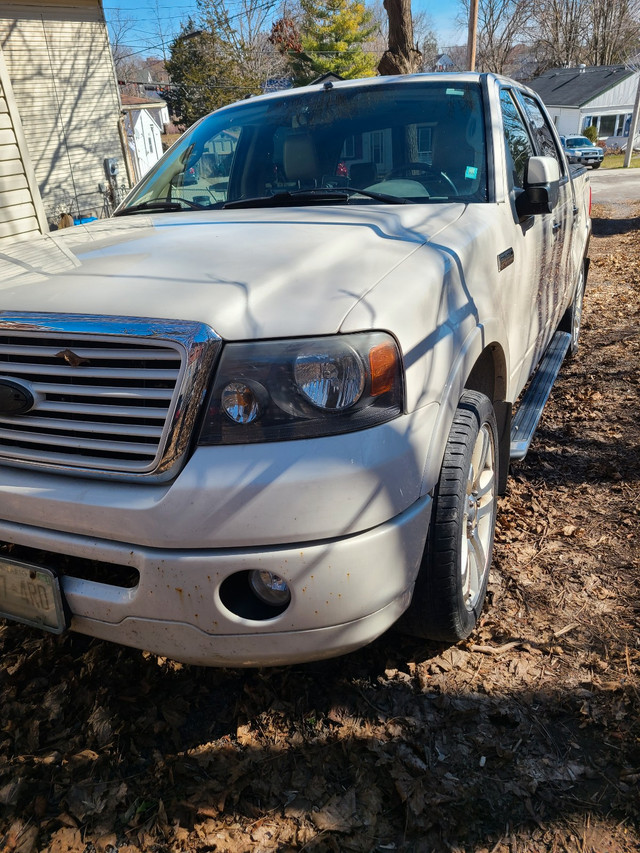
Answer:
[
  {"left": 623, "top": 73, "right": 640, "bottom": 168},
  {"left": 467, "top": 0, "right": 479, "bottom": 71}
]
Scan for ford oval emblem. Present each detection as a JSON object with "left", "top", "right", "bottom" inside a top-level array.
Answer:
[{"left": 0, "top": 379, "right": 35, "bottom": 416}]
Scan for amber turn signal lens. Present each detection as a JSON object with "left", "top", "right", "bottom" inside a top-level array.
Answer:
[{"left": 369, "top": 341, "right": 398, "bottom": 396}]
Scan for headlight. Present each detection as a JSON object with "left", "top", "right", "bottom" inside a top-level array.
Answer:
[
  {"left": 198, "top": 332, "right": 403, "bottom": 445},
  {"left": 294, "top": 345, "right": 365, "bottom": 411}
]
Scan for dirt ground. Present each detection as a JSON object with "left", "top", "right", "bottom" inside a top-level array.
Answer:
[{"left": 1, "top": 202, "right": 639, "bottom": 853}]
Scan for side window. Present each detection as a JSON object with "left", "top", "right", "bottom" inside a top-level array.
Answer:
[
  {"left": 519, "top": 94, "right": 565, "bottom": 174},
  {"left": 500, "top": 89, "right": 534, "bottom": 189}
]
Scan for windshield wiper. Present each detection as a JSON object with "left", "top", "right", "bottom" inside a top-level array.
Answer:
[
  {"left": 337, "top": 187, "right": 409, "bottom": 205},
  {"left": 223, "top": 187, "right": 409, "bottom": 210},
  {"left": 114, "top": 200, "right": 199, "bottom": 217},
  {"left": 223, "top": 191, "right": 349, "bottom": 210}
]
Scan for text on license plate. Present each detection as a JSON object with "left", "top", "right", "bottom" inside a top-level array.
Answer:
[{"left": 0, "top": 558, "right": 68, "bottom": 634}]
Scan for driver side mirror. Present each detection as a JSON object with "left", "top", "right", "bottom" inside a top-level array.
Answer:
[{"left": 515, "top": 156, "right": 560, "bottom": 217}]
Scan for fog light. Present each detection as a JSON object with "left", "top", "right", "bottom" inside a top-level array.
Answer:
[{"left": 249, "top": 570, "right": 291, "bottom": 607}]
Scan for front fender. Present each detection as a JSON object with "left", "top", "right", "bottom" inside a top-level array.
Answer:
[
  {"left": 340, "top": 242, "right": 510, "bottom": 499},
  {"left": 418, "top": 322, "right": 508, "bottom": 496}
]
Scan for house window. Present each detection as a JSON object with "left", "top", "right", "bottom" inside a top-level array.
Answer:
[
  {"left": 599, "top": 115, "right": 616, "bottom": 136},
  {"left": 370, "top": 130, "right": 384, "bottom": 165},
  {"left": 342, "top": 136, "right": 355, "bottom": 159},
  {"left": 616, "top": 114, "right": 631, "bottom": 136},
  {"left": 417, "top": 126, "right": 432, "bottom": 160}
]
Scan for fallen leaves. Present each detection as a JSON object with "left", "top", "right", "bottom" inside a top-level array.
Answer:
[{"left": 0, "top": 204, "right": 639, "bottom": 853}]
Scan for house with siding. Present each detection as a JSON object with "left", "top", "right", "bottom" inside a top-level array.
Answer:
[
  {"left": 0, "top": 0, "right": 128, "bottom": 239},
  {"left": 0, "top": 47, "right": 48, "bottom": 244},
  {"left": 528, "top": 64, "right": 640, "bottom": 149},
  {"left": 121, "top": 94, "right": 169, "bottom": 182}
]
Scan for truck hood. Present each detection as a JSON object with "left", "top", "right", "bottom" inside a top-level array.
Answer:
[{"left": 0, "top": 205, "right": 464, "bottom": 339}]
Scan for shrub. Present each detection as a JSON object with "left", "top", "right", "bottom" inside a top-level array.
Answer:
[{"left": 584, "top": 125, "right": 599, "bottom": 144}]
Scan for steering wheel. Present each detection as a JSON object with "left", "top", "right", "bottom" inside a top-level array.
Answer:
[{"left": 387, "top": 162, "right": 458, "bottom": 195}]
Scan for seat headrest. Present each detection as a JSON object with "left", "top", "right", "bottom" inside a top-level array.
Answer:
[
  {"left": 283, "top": 134, "right": 320, "bottom": 182},
  {"left": 350, "top": 162, "right": 377, "bottom": 187}
]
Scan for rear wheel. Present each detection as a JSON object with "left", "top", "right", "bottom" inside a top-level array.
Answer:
[{"left": 401, "top": 390, "right": 499, "bottom": 642}]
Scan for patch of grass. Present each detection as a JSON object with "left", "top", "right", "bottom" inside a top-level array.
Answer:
[{"left": 601, "top": 152, "right": 640, "bottom": 169}]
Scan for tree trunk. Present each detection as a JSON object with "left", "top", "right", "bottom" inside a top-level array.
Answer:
[{"left": 377, "top": 0, "right": 422, "bottom": 75}]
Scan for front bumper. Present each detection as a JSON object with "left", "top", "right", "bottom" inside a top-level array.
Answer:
[
  {"left": 566, "top": 151, "right": 603, "bottom": 166},
  {"left": 0, "top": 409, "right": 440, "bottom": 665},
  {"left": 577, "top": 154, "right": 603, "bottom": 166},
  {"left": 0, "top": 495, "right": 431, "bottom": 666}
]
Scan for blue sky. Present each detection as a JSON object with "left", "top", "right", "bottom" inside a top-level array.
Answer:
[
  {"left": 416, "top": 0, "right": 466, "bottom": 47},
  {"left": 104, "top": 0, "right": 466, "bottom": 60}
]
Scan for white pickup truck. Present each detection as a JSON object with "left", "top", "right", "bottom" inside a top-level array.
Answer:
[{"left": 0, "top": 73, "right": 590, "bottom": 666}]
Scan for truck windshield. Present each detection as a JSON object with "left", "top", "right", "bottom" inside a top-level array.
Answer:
[
  {"left": 118, "top": 79, "right": 488, "bottom": 213},
  {"left": 566, "top": 137, "right": 593, "bottom": 147}
]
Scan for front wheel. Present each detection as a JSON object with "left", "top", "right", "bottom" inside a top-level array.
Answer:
[{"left": 401, "top": 390, "right": 499, "bottom": 642}]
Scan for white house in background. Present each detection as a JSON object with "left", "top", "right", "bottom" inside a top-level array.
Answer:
[
  {"left": 0, "top": 0, "right": 127, "bottom": 230},
  {"left": 433, "top": 54, "right": 457, "bottom": 72},
  {"left": 528, "top": 64, "right": 640, "bottom": 149},
  {"left": 121, "top": 95, "right": 169, "bottom": 182}
]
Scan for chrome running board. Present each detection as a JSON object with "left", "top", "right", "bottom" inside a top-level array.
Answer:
[{"left": 510, "top": 331, "right": 571, "bottom": 461}]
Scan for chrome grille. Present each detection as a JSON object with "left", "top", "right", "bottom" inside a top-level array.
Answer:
[{"left": 0, "top": 315, "right": 221, "bottom": 480}]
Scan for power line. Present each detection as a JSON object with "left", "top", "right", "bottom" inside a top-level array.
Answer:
[
  {"left": 108, "top": 0, "right": 278, "bottom": 56},
  {"left": 104, "top": 3, "right": 197, "bottom": 8}
]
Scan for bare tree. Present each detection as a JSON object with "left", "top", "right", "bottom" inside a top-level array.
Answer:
[
  {"left": 586, "top": 0, "right": 640, "bottom": 65},
  {"left": 458, "top": 0, "right": 534, "bottom": 74},
  {"left": 369, "top": 1, "right": 438, "bottom": 71},
  {"left": 197, "top": 0, "right": 288, "bottom": 88},
  {"left": 377, "top": 0, "right": 422, "bottom": 75},
  {"left": 528, "top": 0, "right": 640, "bottom": 71},
  {"left": 529, "top": 0, "right": 586, "bottom": 68},
  {"left": 477, "top": 0, "right": 532, "bottom": 74},
  {"left": 413, "top": 9, "right": 439, "bottom": 71},
  {"left": 456, "top": 0, "right": 640, "bottom": 76},
  {"left": 107, "top": 9, "right": 141, "bottom": 81}
]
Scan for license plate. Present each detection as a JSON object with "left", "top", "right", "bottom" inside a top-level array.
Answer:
[{"left": 0, "top": 557, "right": 68, "bottom": 634}]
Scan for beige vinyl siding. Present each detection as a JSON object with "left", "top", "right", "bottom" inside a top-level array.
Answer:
[
  {"left": 0, "top": 49, "right": 47, "bottom": 243},
  {"left": 0, "top": 0, "right": 124, "bottom": 224}
]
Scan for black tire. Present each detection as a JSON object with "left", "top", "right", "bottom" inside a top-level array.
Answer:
[
  {"left": 591, "top": 162, "right": 601, "bottom": 169},
  {"left": 559, "top": 264, "right": 585, "bottom": 356},
  {"left": 400, "top": 390, "right": 499, "bottom": 642}
]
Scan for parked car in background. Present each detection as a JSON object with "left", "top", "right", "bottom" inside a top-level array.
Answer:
[{"left": 560, "top": 135, "right": 604, "bottom": 168}]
